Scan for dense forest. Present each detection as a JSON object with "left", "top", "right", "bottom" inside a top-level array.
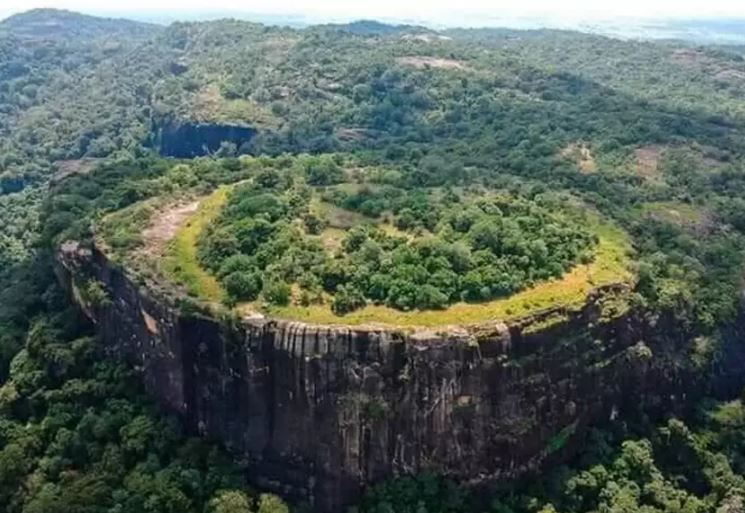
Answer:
[
  {"left": 195, "top": 157, "right": 596, "bottom": 313},
  {"left": 4, "top": 7, "right": 745, "bottom": 513}
]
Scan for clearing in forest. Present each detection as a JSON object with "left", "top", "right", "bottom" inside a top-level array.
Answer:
[
  {"left": 560, "top": 142, "right": 597, "bottom": 174},
  {"left": 396, "top": 56, "right": 469, "bottom": 70},
  {"left": 141, "top": 201, "right": 199, "bottom": 254},
  {"left": 634, "top": 145, "right": 667, "bottom": 182},
  {"left": 161, "top": 188, "right": 229, "bottom": 303},
  {"left": 641, "top": 201, "right": 714, "bottom": 235},
  {"left": 191, "top": 84, "right": 280, "bottom": 128}
]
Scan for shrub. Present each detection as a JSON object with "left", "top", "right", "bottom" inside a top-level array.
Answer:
[
  {"left": 224, "top": 271, "right": 262, "bottom": 302},
  {"left": 262, "top": 279, "right": 291, "bottom": 306},
  {"left": 332, "top": 284, "right": 366, "bottom": 314}
]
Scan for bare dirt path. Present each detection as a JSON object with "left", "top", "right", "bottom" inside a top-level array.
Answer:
[{"left": 139, "top": 200, "right": 200, "bottom": 258}]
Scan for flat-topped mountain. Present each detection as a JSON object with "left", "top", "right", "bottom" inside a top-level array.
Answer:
[
  {"left": 88, "top": 154, "right": 632, "bottom": 328},
  {"left": 6, "top": 9, "right": 745, "bottom": 513}
]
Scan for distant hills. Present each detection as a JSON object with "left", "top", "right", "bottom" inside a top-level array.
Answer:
[
  {"left": 321, "top": 19, "right": 432, "bottom": 36},
  {"left": 3, "top": 8, "right": 745, "bottom": 44},
  {"left": 0, "top": 8, "right": 159, "bottom": 39}
]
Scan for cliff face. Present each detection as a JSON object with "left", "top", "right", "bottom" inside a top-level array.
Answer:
[
  {"left": 153, "top": 120, "right": 256, "bottom": 158},
  {"left": 56, "top": 242, "right": 721, "bottom": 511}
]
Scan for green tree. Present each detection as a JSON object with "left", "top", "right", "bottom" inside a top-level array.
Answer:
[
  {"left": 332, "top": 284, "right": 367, "bottom": 314},
  {"left": 208, "top": 490, "right": 252, "bottom": 513},
  {"left": 262, "top": 279, "right": 291, "bottom": 306},
  {"left": 224, "top": 271, "right": 263, "bottom": 302}
]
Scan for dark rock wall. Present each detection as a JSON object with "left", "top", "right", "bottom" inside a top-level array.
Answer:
[
  {"left": 154, "top": 120, "right": 256, "bottom": 158},
  {"left": 56, "top": 242, "right": 728, "bottom": 511}
]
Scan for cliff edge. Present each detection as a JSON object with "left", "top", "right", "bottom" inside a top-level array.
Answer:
[{"left": 53, "top": 238, "right": 713, "bottom": 511}]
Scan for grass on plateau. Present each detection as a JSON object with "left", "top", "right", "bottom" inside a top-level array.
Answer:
[
  {"left": 163, "top": 187, "right": 229, "bottom": 304},
  {"left": 162, "top": 185, "right": 634, "bottom": 328}
]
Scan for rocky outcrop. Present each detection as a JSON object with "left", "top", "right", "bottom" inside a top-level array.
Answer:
[
  {"left": 153, "top": 119, "right": 256, "bottom": 158},
  {"left": 55, "top": 241, "right": 720, "bottom": 511}
]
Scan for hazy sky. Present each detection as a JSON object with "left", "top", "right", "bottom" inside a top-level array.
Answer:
[{"left": 3, "top": 0, "right": 745, "bottom": 20}]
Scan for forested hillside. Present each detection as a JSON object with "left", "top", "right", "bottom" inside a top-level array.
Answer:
[{"left": 4, "top": 8, "right": 745, "bottom": 513}]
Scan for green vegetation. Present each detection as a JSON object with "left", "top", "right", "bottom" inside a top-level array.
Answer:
[
  {"left": 4, "top": 7, "right": 745, "bottom": 513},
  {"left": 164, "top": 187, "right": 229, "bottom": 303},
  {"left": 0, "top": 257, "right": 288, "bottom": 513},
  {"left": 3, "top": 11, "right": 745, "bottom": 332},
  {"left": 261, "top": 213, "right": 630, "bottom": 326},
  {"left": 84, "top": 155, "right": 630, "bottom": 326},
  {"left": 196, "top": 158, "right": 599, "bottom": 315},
  {"left": 356, "top": 399, "right": 745, "bottom": 513},
  {"left": 97, "top": 201, "right": 157, "bottom": 260}
]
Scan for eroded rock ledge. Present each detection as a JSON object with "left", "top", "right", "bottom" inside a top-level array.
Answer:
[
  {"left": 153, "top": 119, "right": 256, "bottom": 158},
  {"left": 56, "top": 240, "right": 709, "bottom": 511}
]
